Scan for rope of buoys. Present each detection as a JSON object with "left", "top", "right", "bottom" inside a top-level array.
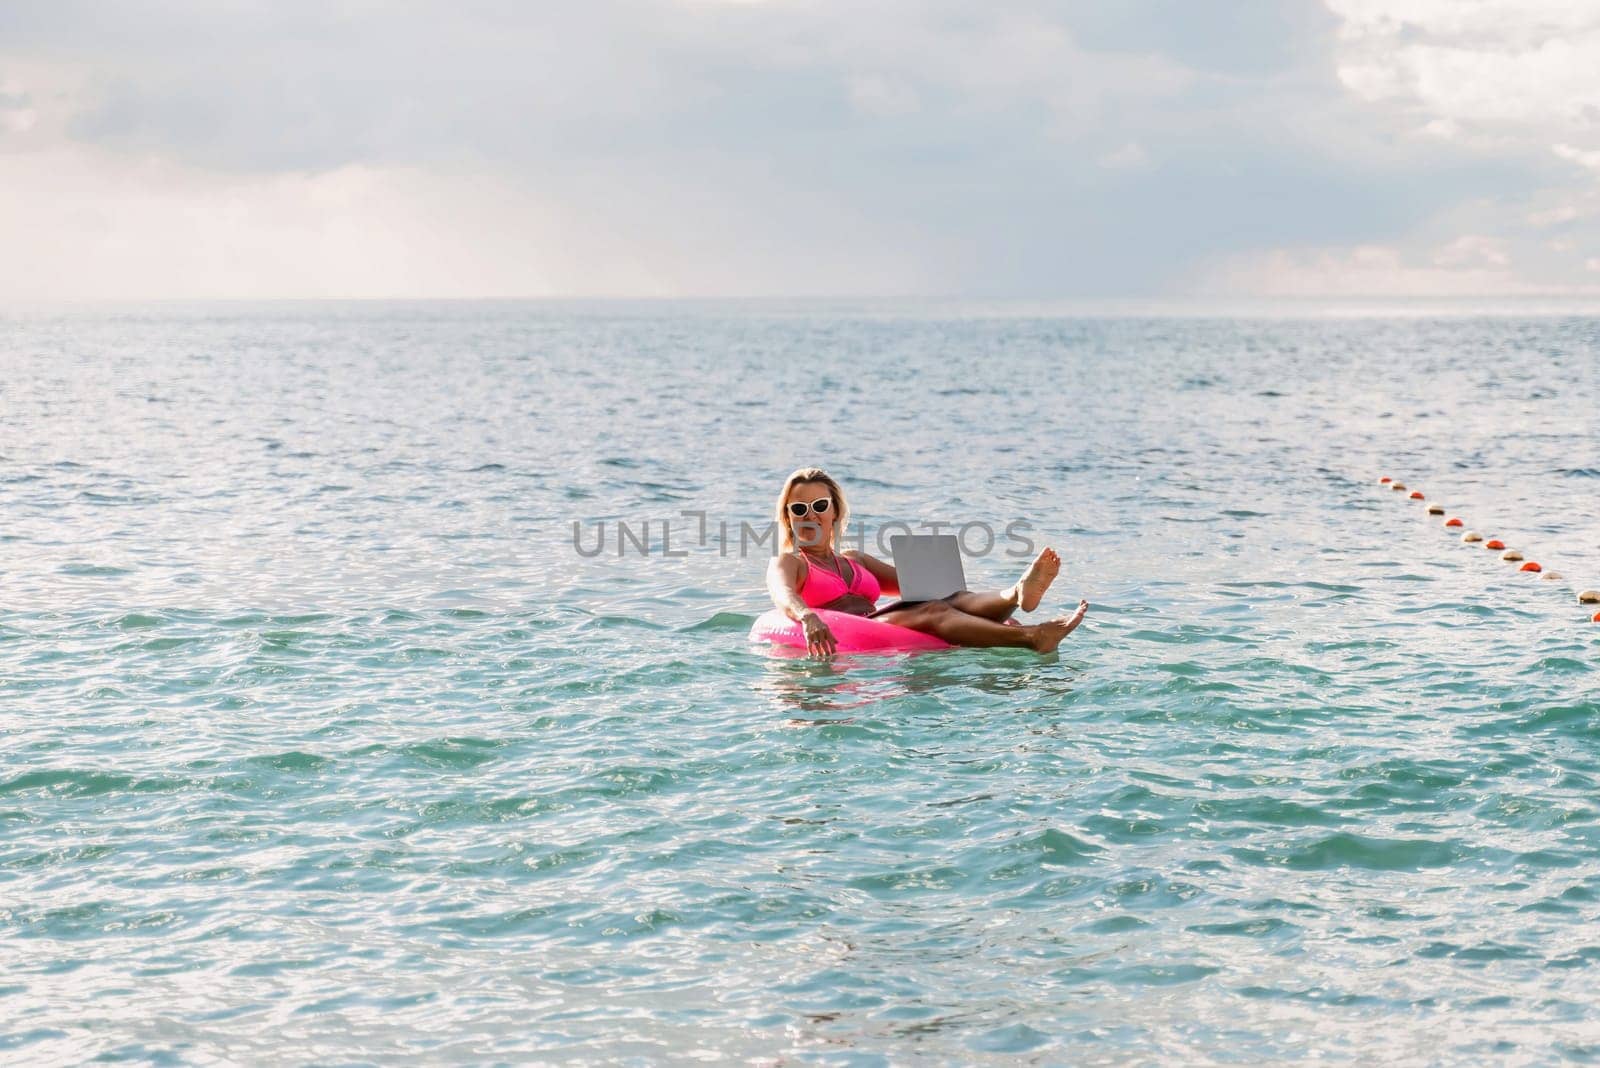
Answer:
[{"left": 1380, "top": 475, "right": 1596, "bottom": 621}]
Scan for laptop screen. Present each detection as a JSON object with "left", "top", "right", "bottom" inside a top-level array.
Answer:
[{"left": 890, "top": 534, "right": 967, "bottom": 601}]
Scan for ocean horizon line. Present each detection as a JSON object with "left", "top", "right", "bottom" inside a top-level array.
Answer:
[{"left": 8, "top": 293, "right": 1600, "bottom": 319}]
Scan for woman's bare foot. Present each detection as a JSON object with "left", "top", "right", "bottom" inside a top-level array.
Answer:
[
  {"left": 1029, "top": 599, "right": 1089, "bottom": 653},
  {"left": 1012, "top": 548, "right": 1061, "bottom": 613}
]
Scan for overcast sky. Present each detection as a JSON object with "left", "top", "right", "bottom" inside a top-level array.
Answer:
[{"left": 1, "top": 0, "right": 1598, "bottom": 299}]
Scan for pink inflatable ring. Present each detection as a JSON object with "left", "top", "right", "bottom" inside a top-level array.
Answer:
[{"left": 749, "top": 607, "right": 952, "bottom": 654}]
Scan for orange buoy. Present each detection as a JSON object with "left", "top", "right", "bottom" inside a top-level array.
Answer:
[
  {"left": 1580, "top": 590, "right": 1600, "bottom": 605},
  {"left": 1462, "top": 531, "right": 1484, "bottom": 543},
  {"left": 1485, "top": 539, "right": 1505, "bottom": 550},
  {"left": 1593, "top": 610, "right": 1600, "bottom": 623},
  {"left": 1518, "top": 560, "right": 1540, "bottom": 571},
  {"left": 1409, "top": 491, "right": 1425, "bottom": 500},
  {"left": 1380, "top": 477, "right": 1392, "bottom": 484},
  {"left": 1445, "top": 517, "right": 1463, "bottom": 527}
]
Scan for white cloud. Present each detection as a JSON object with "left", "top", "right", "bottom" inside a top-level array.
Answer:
[
  {"left": 0, "top": 139, "right": 942, "bottom": 299},
  {"left": 0, "top": 149, "right": 563, "bottom": 299},
  {"left": 1326, "top": 0, "right": 1599, "bottom": 46},
  {"left": 1096, "top": 142, "right": 1149, "bottom": 170},
  {"left": 0, "top": 4, "right": 1230, "bottom": 298},
  {"left": 1184, "top": 0, "right": 1600, "bottom": 296},
  {"left": 847, "top": 75, "right": 918, "bottom": 118},
  {"left": 1432, "top": 234, "right": 1508, "bottom": 269},
  {"left": 1327, "top": 0, "right": 1600, "bottom": 135},
  {"left": 0, "top": 62, "right": 82, "bottom": 145},
  {"left": 0, "top": 2, "right": 1592, "bottom": 299},
  {"left": 1528, "top": 204, "right": 1581, "bottom": 227},
  {"left": 0, "top": 106, "right": 35, "bottom": 132},
  {"left": 1193, "top": 240, "right": 1598, "bottom": 297},
  {"left": 1554, "top": 143, "right": 1600, "bottom": 174}
]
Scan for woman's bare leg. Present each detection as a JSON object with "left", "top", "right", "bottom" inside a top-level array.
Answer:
[
  {"left": 943, "top": 547, "right": 1063, "bottom": 621},
  {"left": 876, "top": 599, "right": 1089, "bottom": 653},
  {"left": 947, "top": 590, "right": 1020, "bottom": 621}
]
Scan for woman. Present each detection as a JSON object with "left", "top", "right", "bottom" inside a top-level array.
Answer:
[{"left": 765, "top": 467, "right": 1089, "bottom": 657}]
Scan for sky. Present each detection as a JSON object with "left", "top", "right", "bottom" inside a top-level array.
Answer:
[{"left": 1, "top": 0, "right": 1598, "bottom": 300}]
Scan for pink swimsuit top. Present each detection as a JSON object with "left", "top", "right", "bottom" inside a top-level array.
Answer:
[{"left": 798, "top": 552, "right": 881, "bottom": 609}]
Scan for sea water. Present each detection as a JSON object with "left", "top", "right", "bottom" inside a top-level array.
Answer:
[{"left": 3, "top": 301, "right": 1599, "bottom": 1063}]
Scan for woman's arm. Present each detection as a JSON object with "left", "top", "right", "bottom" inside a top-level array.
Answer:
[
  {"left": 843, "top": 550, "right": 900, "bottom": 597},
  {"left": 767, "top": 555, "right": 837, "bottom": 657}
]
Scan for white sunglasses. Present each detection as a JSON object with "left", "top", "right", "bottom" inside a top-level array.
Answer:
[{"left": 787, "top": 498, "right": 833, "bottom": 518}]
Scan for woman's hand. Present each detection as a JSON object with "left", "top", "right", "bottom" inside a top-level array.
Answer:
[{"left": 801, "top": 611, "right": 837, "bottom": 659}]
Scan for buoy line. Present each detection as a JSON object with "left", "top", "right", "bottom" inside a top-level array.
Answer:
[{"left": 1379, "top": 475, "right": 1599, "bottom": 623}]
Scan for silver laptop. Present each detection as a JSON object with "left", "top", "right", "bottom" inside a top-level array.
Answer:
[{"left": 890, "top": 534, "right": 967, "bottom": 602}]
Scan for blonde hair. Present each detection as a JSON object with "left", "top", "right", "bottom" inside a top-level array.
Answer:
[{"left": 775, "top": 467, "right": 849, "bottom": 553}]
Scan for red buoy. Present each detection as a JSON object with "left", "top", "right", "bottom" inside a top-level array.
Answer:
[
  {"left": 1520, "top": 561, "right": 1542, "bottom": 572},
  {"left": 1485, "top": 539, "right": 1505, "bottom": 550},
  {"left": 1380, "top": 477, "right": 1392, "bottom": 484},
  {"left": 1444, "top": 517, "right": 1463, "bottom": 527},
  {"left": 1409, "top": 491, "right": 1424, "bottom": 499},
  {"left": 1593, "top": 611, "right": 1600, "bottom": 623}
]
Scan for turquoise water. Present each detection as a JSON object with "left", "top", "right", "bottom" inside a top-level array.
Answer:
[{"left": 4, "top": 302, "right": 1599, "bottom": 1063}]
